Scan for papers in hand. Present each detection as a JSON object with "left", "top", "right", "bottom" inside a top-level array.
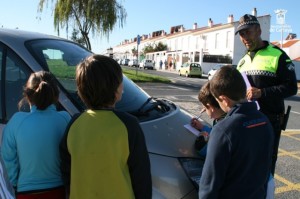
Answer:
[
  {"left": 184, "top": 124, "right": 200, "bottom": 136},
  {"left": 241, "top": 72, "right": 260, "bottom": 110}
]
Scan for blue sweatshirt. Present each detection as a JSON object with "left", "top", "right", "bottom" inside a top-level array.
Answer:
[{"left": 1, "top": 105, "right": 71, "bottom": 192}]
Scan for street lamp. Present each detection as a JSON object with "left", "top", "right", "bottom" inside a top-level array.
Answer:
[{"left": 274, "top": 9, "right": 287, "bottom": 49}]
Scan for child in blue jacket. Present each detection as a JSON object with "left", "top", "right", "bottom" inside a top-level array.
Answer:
[{"left": 190, "top": 81, "right": 226, "bottom": 157}]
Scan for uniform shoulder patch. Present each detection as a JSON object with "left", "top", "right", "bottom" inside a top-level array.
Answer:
[
  {"left": 286, "top": 62, "right": 295, "bottom": 72},
  {"left": 237, "top": 59, "right": 245, "bottom": 70}
]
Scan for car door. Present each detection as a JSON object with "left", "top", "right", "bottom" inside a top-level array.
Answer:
[{"left": 0, "top": 44, "right": 32, "bottom": 140}]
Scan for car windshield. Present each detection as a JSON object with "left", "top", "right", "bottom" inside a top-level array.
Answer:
[
  {"left": 191, "top": 63, "right": 200, "bottom": 68},
  {"left": 25, "top": 39, "right": 150, "bottom": 112},
  {"left": 212, "top": 64, "right": 223, "bottom": 70}
]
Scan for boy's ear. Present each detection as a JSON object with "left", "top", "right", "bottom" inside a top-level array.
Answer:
[{"left": 218, "top": 95, "right": 231, "bottom": 108}]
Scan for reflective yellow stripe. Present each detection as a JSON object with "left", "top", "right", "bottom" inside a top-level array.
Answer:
[{"left": 237, "top": 45, "right": 282, "bottom": 73}]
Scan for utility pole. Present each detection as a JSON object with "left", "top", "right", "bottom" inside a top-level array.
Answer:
[
  {"left": 136, "top": 35, "right": 140, "bottom": 76},
  {"left": 274, "top": 9, "right": 287, "bottom": 49}
]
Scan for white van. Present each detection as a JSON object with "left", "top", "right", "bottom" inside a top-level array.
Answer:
[{"left": 139, "top": 59, "right": 154, "bottom": 70}]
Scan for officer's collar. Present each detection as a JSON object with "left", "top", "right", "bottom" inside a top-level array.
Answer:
[{"left": 248, "top": 41, "right": 269, "bottom": 53}]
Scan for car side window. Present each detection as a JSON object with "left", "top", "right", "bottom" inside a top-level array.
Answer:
[
  {"left": 0, "top": 45, "right": 3, "bottom": 120},
  {"left": 4, "top": 48, "right": 32, "bottom": 121}
]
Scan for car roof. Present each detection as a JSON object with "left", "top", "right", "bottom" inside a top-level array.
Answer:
[
  {"left": 0, "top": 28, "right": 65, "bottom": 48},
  {"left": 0, "top": 28, "right": 71, "bottom": 72}
]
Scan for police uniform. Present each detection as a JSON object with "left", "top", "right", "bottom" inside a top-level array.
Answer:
[{"left": 237, "top": 41, "right": 298, "bottom": 174}]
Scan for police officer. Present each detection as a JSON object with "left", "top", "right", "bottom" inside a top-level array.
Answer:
[{"left": 235, "top": 14, "right": 298, "bottom": 175}]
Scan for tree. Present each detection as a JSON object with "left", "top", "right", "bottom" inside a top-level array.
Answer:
[
  {"left": 131, "top": 47, "right": 138, "bottom": 57},
  {"left": 38, "top": 0, "right": 127, "bottom": 50},
  {"left": 154, "top": 42, "right": 168, "bottom": 51},
  {"left": 70, "top": 28, "right": 86, "bottom": 47},
  {"left": 142, "top": 44, "right": 155, "bottom": 54}
]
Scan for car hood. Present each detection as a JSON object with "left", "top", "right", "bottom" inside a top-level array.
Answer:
[{"left": 141, "top": 104, "right": 204, "bottom": 157}]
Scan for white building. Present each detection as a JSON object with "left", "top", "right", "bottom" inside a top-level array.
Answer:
[{"left": 112, "top": 8, "right": 272, "bottom": 74}]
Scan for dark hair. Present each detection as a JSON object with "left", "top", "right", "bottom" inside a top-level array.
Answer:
[
  {"left": 19, "top": 71, "right": 59, "bottom": 110},
  {"left": 76, "top": 54, "right": 123, "bottom": 109},
  {"left": 209, "top": 66, "right": 246, "bottom": 101},
  {"left": 198, "top": 81, "right": 220, "bottom": 109}
]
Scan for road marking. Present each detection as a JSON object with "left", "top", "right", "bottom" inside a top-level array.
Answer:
[
  {"left": 281, "top": 131, "right": 300, "bottom": 142},
  {"left": 168, "top": 85, "right": 191, "bottom": 91},
  {"left": 278, "top": 148, "right": 300, "bottom": 160},
  {"left": 275, "top": 174, "right": 300, "bottom": 194},
  {"left": 291, "top": 110, "right": 300, "bottom": 115}
]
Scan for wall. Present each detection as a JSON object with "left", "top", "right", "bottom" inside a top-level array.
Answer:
[{"left": 294, "top": 61, "right": 300, "bottom": 81}]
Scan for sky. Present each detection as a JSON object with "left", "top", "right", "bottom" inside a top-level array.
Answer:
[{"left": 1, "top": 0, "right": 299, "bottom": 54}]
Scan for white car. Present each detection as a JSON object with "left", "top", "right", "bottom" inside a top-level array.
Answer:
[
  {"left": 139, "top": 59, "right": 154, "bottom": 70},
  {"left": 128, "top": 59, "right": 139, "bottom": 67},
  {"left": 0, "top": 28, "right": 209, "bottom": 199},
  {"left": 207, "top": 64, "right": 237, "bottom": 80}
]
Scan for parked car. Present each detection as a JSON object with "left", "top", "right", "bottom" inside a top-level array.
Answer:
[
  {"left": 178, "top": 62, "right": 202, "bottom": 77},
  {"left": 117, "top": 59, "right": 122, "bottom": 65},
  {"left": 121, "top": 58, "right": 130, "bottom": 66},
  {"left": 128, "top": 59, "right": 139, "bottom": 67},
  {"left": 207, "top": 64, "right": 237, "bottom": 80},
  {"left": 0, "top": 28, "right": 207, "bottom": 199},
  {"left": 139, "top": 59, "right": 154, "bottom": 70}
]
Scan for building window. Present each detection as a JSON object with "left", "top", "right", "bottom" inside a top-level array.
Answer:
[
  {"left": 195, "top": 51, "right": 200, "bottom": 62},
  {"left": 215, "top": 33, "right": 220, "bottom": 49},
  {"left": 226, "top": 31, "right": 232, "bottom": 49}
]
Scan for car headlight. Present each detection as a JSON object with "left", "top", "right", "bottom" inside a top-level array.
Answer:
[{"left": 178, "top": 158, "right": 205, "bottom": 189}]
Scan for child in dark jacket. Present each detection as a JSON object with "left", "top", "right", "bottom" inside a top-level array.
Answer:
[
  {"left": 199, "top": 66, "right": 274, "bottom": 199},
  {"left": 190, "top": 81, "right": 226, "bottom": 157}
]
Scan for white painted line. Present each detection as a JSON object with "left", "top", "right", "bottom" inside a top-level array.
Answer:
[
  {"left": 291, "top": 110, "right": 300, "bottom": 115},
  {"left": 168, "top": 85, "right": 190, "bottom": 91}
]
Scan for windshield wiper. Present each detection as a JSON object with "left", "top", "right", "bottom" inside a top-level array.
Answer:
[
  {"left": 143, "top": 99, "right": 170, "bottom": 113},
  {"left": 138, "top": 97, "right": 154, "bottom": 113},
  {"left": 127, "top": 97, "right": 155, "bottom": 117}
]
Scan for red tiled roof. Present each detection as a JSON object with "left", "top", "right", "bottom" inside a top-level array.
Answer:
[
  {"left": 271, "top": 41, "right": 280, "bottom": 47},
  {"left": 294, "top": 57, "right": 300, "bottom": 61},
  {"left": 282, "top": 40, "right": 299, "bottom": 48}
]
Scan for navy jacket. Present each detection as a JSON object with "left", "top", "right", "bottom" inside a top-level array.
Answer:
[{"left": 199, "top": 102, "right": 274, "bottom": 199}]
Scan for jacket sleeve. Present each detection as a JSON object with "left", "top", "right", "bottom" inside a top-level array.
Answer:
[
  {"left": 262, "top": 51, "right": 298, "bottom": 99},
  {"left": 59, "top": 113, "right": 80, "bottom": 196},
  {"left": 120, "top": 113, "right": 152, "bottom": 199},
  {"left": 1, "top": 120, "right": 19, "bottom": 187},
  {"left": 199, "top": 125, "right": 231, "bottom": 199}
]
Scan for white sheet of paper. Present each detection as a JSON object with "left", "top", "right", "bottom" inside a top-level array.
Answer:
[
  {"left": 184, "top": 124, "right": 200, "bottom": 136},
  {"left": 241, "top": 72, "right": 260, "bottom": 110}
]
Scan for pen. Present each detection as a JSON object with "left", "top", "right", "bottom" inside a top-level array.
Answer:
[{"left": 195, "top": 108, "right": 206, "bottom": 120}]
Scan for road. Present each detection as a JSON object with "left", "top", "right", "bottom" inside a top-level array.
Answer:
[
  {"left": 128, "top": 67, "right": 300, "bottom": 130},
  {"left": 125, "top": 66, "right": 300, "bottom": 198}
]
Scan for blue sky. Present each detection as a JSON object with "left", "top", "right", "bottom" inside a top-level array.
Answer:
[{"left": 1, "top": 0, "right": 299, "bottom": 53}]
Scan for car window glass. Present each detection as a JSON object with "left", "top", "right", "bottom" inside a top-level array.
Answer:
[
  {"left": 26, "top": 40, "right": 150, "bottom": 113},
  {"left": 26, "top": 40, "right": 91, "bottom": 94},
  {"left": 0, "top": 44, "right": 3, "bottom": 119},
  {"left": 5, "top": 49, "right": 32, "bottom": 120}
]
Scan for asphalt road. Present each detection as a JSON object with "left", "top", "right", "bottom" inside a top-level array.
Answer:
[{"left": 130, "top": 67, "right": 300, "bottom": 199}]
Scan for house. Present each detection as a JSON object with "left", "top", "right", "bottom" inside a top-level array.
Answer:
[
  {"left": 271, "top": 36, "right": 300, "bottom": 80},
  {"left": 111, "top": 8, "right": 273, "bottom": 74}
]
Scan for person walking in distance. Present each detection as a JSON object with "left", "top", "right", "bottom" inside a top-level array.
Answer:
[{"left": 235, "top": 14, "right": 298, "bottom": 175}]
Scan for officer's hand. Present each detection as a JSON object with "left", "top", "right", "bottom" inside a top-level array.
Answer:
[{"left": 247, "top": 87, "right": 262, "bottom": 100}]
